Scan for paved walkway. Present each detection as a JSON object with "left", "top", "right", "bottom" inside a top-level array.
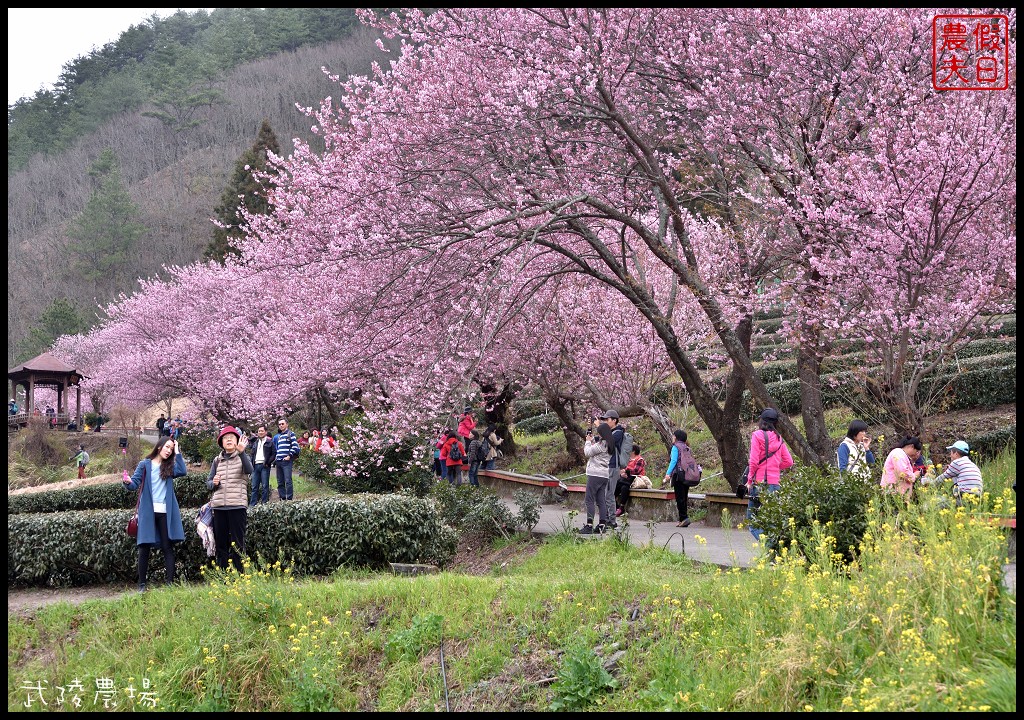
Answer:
[
  {"left": 530, "top": 503, "right": 758, "bottom": 568},
  {"left": 524, "top": 502, "right": 1016, "bottom": 593}
]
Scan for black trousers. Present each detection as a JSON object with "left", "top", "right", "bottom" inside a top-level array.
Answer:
[
  {"left": 138, "top": 513, "right": 175, "bottom": 585},
  {"left": 615, "top": 478, "right": 633, "bottom": 511},
  {"left": 212, "top": 508, "right": 248, "bottom": 572},
  {"left": 673, "top": 480, "right": 690, "bottom": 521}
]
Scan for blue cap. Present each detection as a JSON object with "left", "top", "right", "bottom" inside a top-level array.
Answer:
[{"left": 945, "top": 440, "right": 970, "bottom": 454}]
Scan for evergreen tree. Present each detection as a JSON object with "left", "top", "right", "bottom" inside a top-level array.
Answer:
[
  {"left": 205, "top": 119, "right": 281, "bottom": 263},
  {"left": 67, "top": 149, "right": 148, "bottom": 298},
  {"left": 17, "top": 298, "right": 91, "bottom": 363}
]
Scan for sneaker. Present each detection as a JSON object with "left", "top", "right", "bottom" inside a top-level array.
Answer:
[
  {"left": 137, "top": 583, "right": 147, "bottom": 593},
  {"left": 596, "top": 524, "right": 606, "bottom": 534},
  {"left": 579, "top": 524, "right": 594, "bottom": 535},
  {"left": 614, "top": 507, "right": 623, "bottom": 517},
  {"left": 681, "top": 518, "right": 691, "bottom": 528}
]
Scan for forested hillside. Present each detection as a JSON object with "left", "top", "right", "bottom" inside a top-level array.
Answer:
[{"left": 7, "top": 8, "right": 387, "bottom": 365}]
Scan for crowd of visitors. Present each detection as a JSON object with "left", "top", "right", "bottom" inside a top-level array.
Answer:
[{"left": 114, "top": 395, "right": 988, "bottom": 588}]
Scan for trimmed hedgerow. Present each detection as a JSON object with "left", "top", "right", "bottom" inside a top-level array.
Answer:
[
  {"left": 743, "top": 363, "right": 1015, "bottom": 419},
  {"left": 7, "top": 473, "right": 211, "bottom": 515},
  {"left": 515, "top": 413, "right": 562, "bottom": 435},
  {"left": 967, "top": 425, "right": 1016, "bottom": 462},
  {"left": 8, "top": 495, "right": 457, "bottom": 587}
]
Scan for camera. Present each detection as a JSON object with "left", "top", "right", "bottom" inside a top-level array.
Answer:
[{"left": 118, "top": 437, "right": 129, "bottom": 449}]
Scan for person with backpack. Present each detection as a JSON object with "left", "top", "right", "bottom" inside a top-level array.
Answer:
[
  {"left": 122, "top": 437, "right": 187, "bottom": 591},
  {"left": 601, "top": 410, "right": 631, "bottom": 529},
  {"left": 663, "top": 429, "right": 703, "bottom": 527},
  {"left": 71, "top": 444, "right": 90, "bottom": 479},
  {"left": 466, "top": 429, "right": 485, "bottom": 487},
  {"left": 442, "top": 430, "right": 467, "bottom": 486},
  {"left": 745, "top": 408, "right": 794, "bottom": 541},
  {"left": 837, "top": 419, "right": 875, "bottom": 478},
  {"left": 615, "top": 444, "right": 647, "bottom": 517},
  {"left": 482, "top": 423, "right": 503, "bottom": 470},
  {"left": 208, "top": 426, "right": 253, "bottom": 572}
]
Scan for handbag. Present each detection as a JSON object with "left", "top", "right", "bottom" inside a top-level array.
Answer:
[{"left": 125, "top": 469, "right": 142, "bottom": 537}]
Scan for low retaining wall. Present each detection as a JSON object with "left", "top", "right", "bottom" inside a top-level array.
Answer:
[
  {"left": 703, "top": 492, "right": 748, "bottom": 528},
  {"left": 477, "top": 469, "right": 706, "bottom": 523}
]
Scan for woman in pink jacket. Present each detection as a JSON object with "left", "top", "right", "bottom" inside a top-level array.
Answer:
[
  {"left": 456, "top": 406, "right": 476, "bottom": 447},
  {"left": 880, "top": 436, "right": 922, "bottom": 499},
  {"left": 745, "top": 408, "right": 794, "bottom": 541}
]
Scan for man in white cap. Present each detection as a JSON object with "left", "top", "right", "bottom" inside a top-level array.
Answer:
[{"left": 932, "top": 440, "right": 983, "bottom": 505}]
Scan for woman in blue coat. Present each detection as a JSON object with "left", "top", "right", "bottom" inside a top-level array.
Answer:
[{"left": 123, "top": 436, "right": 187, "bottom": 590}]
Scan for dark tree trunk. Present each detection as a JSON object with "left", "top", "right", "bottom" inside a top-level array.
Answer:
[
  {"left": 796, "top": 346, "right": 833, "bottom": 461},
  {"left": 717, "top": 318, "right": 752, "bottom": 491},
  {"left": 478, "top": 377, "right": 519, "bottom": 456},
  {"left": 542, "top": 389, "right": 585, "bottom": 464}
]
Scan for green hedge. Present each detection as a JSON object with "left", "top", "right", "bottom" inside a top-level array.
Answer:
[
  {"left": 511, "top": 397, "right": 549, "bottom": 422},
  {"left": 515, "top": 413, "right": 562, "bottom": 435},
  {"left": 978, "top": 316, "right": 1015, "bottom": 339},
  {"left": 8, "top": 495, "right": 457, "bottom": 587},
  {"left": 756, "top": 350, "right": 1017, "bottom": 386},
  {"left": 752, "top": 317, "right": 784, "bottom": 335},
  {"left": 967, "top": 425, "right": 1016, "bottom": 462},
  {"left": 8, "top": 473, "right": 212, "bottom": 514},
  {"left": 743, "top": 363, "right": 1015, "bottom": 418},
  {"left": 921, "top": 363, "right": 1017, "bottom": 411}
]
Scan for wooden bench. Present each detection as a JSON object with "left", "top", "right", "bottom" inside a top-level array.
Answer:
[{"left": 703, "top": 491, "right": 748, "bottom": 528}]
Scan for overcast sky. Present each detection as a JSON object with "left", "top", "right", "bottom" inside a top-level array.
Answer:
[{"left": 7, "top": 8, "right": 208, "bottom": 106}]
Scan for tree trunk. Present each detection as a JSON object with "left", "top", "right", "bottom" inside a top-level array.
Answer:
[
  {"left": 796, "top": 345, "right": 833, "bottom": 461},
  {"left": 478, "top": 377, "right": 519, "bottom": 457},
  {"left": 543, "top": 389, "right": 585, "bottom": 464},
  {"left": 641, "top": 402, "right": 675, "bottom": 453}
]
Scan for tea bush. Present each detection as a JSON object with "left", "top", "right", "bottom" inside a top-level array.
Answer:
[
  {"left": 752, "top": 464, "right": 882, "bottom": 562},
  {"left": 8, "top": 472, "right": 211, "bottom": 514},
  {"left": 8, "top": 494, "right": 456, "bottom": 587},
  {"left": 429, "top": 482, "right": 538, "bottom": 540}
]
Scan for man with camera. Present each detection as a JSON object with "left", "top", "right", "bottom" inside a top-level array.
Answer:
[{"left": 602, "top": 410, "right": 626, "bottom": 529}]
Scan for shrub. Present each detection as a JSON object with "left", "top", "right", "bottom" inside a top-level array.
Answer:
[
  {"left": 177, "top": 426, "right": 218, "bottom": 464},
  {"left": 515, "top": 413, "right": 561, "bottom": 435},
  {"left": 8, "top": 495, "right": 457, "bottom": 587},
  {"left": 511, "top": 396, "right": 549, "bottom": 422},
  {"left": 513, "top": 489, "right": 541, "bottom": 532},
  {"left": 751, "top": 464, "right": 882, "bottom": 563},
  {"left": 295, "top": 442, "right": 422, "bottom": 494},
  {"left": 429, "top": 482, "right": 535, "bottom": 540},
  {"left": 7, "top": 472, "right": 211, "bottom": 514},
  {"left": 967, "top": 426, "right": 1016, "bottom": 462}
]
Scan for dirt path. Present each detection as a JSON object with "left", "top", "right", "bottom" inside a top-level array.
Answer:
[
  {"left": 8, "top": 473, "right": 124, "bottom": 495},
  {"left": 8, "top": 585, "right": 136, "bottom": 616}
]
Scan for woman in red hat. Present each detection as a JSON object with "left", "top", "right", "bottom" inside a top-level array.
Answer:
[{"left": 208, "top": 426, "right": 253, "bottom": 572}]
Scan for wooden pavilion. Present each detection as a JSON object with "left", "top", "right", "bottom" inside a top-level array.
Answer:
[{"left": 7, "top": 352, "right": 85, "bottom": 431}]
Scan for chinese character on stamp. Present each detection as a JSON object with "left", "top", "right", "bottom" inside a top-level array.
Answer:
[{"left": 932, "top": 14, "right": 1009, "bottom": 90}]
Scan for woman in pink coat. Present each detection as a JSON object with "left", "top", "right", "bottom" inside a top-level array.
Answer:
[
  {"left": 745, "top": 408, "right": 794, "bottom": 541},
  {"left": 880, "top": 436, "right": 922, "bottom": 499}
]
